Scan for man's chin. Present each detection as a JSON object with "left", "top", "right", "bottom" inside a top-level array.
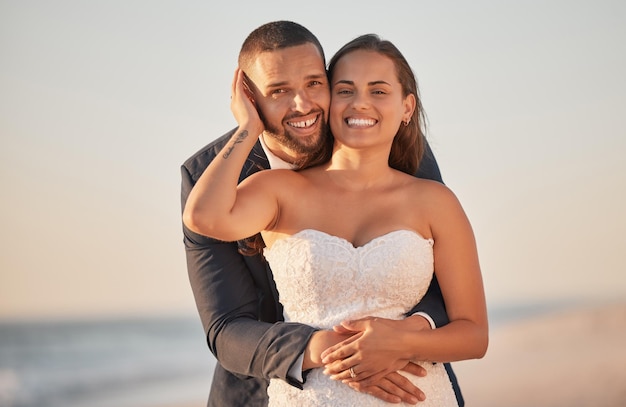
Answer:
[
  {"left": 269, "top": 130, "right": 324, "bottom": 155},
  {"left": 292, "top": 136, "right": 324, "bottom": 155}
]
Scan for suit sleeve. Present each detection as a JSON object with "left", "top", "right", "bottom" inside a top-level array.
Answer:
[
  {"left": 181, "top": 162, "right": 316, "bottom": 388},
  {"left": 404, "top": 138, "right": 450, "bottom": 328}
]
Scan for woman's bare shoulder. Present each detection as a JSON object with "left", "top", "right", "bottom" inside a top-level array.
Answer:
[
  {"left": 405, "top": 176, "right": 461, "bottom": 208},
  {"left": 406, "top": 175, "right": 451, "bottom": 192}
]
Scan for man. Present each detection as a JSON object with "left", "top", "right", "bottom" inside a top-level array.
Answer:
[{"left": 181, "top": 21, "right": 463, "bottom": 406}]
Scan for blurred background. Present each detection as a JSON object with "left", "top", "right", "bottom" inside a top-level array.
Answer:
[{"left": 1, "top": 1, "right": 625, "bottom": 406}]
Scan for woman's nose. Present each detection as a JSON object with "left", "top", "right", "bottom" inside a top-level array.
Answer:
[{"left": 350, "top": 91, "right": 370, "bottom": 109}]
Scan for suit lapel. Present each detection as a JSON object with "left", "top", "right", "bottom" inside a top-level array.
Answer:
[{"left": 240, "top": 141, "right": 270, "bottom": 182}]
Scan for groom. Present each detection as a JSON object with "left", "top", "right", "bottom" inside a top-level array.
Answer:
[{"left": 181, "top": 21, "right": 463, "bottom": 406}]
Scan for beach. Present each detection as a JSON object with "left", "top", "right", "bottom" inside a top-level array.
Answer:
[
  {"left": 3, "top": 303, "right": 624, "bottom": 407},
  {"left": 155, "top": 302, "right": 626, "bottom": 407},
  {"left": 454, "top": 301, "right": 626, "bottom": 407}
]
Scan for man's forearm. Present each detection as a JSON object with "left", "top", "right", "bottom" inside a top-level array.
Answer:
[
  {"left": 214, "top": 317, "right": 316, "bottom": 385},
  {"left": 185, "top": 237, "right": 317, "bottom": 383}
]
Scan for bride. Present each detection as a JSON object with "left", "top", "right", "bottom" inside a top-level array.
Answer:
[{"left": 184, "top": 34, "right": 488, "bottom": 406}]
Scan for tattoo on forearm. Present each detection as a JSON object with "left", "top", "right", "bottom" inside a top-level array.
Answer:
[{"left": 223, "top": 130, "right": 249, "bottom": 159}]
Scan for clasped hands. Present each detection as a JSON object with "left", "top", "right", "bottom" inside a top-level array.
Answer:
[{"left": 306, "top": 315, "right": 431, "bottom": 404}]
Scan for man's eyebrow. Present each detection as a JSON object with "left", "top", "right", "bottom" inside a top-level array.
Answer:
[
  {"left": 267, "top": 73, "right": 326, "bottom": 89},
  {"left": 266, "top": 81, "right": 289, "bottom": 89},
  {"left": 304, "top": 73, "right": 327, "bottom": 81}
]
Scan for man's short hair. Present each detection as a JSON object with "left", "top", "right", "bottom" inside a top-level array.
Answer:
[{"left": 238, "top": 21, "right": 325, "bottom": 72}]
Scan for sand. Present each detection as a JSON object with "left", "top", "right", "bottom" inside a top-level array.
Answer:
[
  {"left": 162, "top": 302, "right": 626, "bottom": 407},
  {"left": 453, "top": 302, "right": 626, "bottom": 407}
]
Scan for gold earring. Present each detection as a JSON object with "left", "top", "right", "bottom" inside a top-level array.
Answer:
[{"left": 403, "top": 119, "right": 410, "bottom": 126}]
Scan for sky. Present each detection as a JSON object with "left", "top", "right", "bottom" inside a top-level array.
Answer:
[{"left": 1, "top": 0, "right": 625, "bottom": 320}]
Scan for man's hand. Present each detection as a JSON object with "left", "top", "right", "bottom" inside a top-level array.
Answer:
[
  {"left": 303, "top": 330, "right": 352, "bottom": 370},
  {"left": 309, "top": 316, "right": 432, "bottom": 404},
  {"left": 230, "top": 68, "right": 264, "bottom": 137},
  {"left": 348, "top": 364, "right": 427, "bottom": 404}
]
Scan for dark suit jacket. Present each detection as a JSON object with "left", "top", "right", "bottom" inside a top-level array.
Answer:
[{"left": 181, "top": 128, "right": 464, "bottom": 406}]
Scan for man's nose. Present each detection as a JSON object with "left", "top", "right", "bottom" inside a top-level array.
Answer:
[{"left": 292, "top": 90, "right": 313, "bottom": 113}]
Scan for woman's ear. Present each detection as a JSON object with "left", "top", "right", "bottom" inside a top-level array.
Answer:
[{"left": 403, "top": 93, "right": 417, "bottom": 122}]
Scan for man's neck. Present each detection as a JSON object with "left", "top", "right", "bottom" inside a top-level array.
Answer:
[
  {"left": 259, "top": 134, "right": 297, "bottom": 170},
  {"left": 260, "top": 133, "right": 301, "bottom": 166}
]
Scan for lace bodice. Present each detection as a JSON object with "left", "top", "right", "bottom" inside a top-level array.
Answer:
[
  {"left": 264, "top": 229, "right": 435, "bottom": 329},
  {"left": 262, "top": 229, "right": 457, "bottom": 407}
]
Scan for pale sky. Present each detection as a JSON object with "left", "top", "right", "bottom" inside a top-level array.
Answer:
[{"left": 1, "top": 0, "right": 625, "bottom": 319}]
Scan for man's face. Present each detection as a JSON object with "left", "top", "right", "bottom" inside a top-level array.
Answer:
[{"left": 246, "top": 43, "right": 330, "bottom": 162}]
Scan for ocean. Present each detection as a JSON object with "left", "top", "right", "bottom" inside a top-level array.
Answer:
[
  {"left": 0, "top": 301, "right": 577, "bottom": 407},
  {"left": 0, "top": 316, "right": 214, "bottom": 407}
]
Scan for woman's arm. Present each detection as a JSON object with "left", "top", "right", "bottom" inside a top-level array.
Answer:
[
  {"left": 404, "top": 139, "right": 450, "bottom": 328},
  {"left": 416, "top": 184, "right": 488, "bottom": 361},
  {"left": 320, "top": 184, "right": 488, "bottom": 382}
]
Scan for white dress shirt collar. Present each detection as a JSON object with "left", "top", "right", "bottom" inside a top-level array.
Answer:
[{"left": 259, "top": 134, "right": 296, "bottom": 170}]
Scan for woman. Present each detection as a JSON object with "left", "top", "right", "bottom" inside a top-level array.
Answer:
[{"left": 184, "top": 34, "right": 488, "bottom": 406}]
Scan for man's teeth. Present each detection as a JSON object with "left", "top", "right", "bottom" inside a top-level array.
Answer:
[
  {"left": 289, "top": 117, "right": 317, "bottom": 128},
  {"left": 347, "top": 118, "right": 376, "bottom": 126}
]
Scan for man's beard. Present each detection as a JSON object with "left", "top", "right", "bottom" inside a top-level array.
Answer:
[{"left": 261, "top": 110, "right": 328, "bottom": 157}]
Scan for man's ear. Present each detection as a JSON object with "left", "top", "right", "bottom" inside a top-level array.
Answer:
[{"left": 242, "top": 71, "right": 257, "bottom": 107}]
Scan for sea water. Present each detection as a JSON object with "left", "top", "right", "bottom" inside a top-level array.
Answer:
[
  {"left": 0, "top": 302, "right": 577, "bottom": 407},
  {"left": 0, "top": 316, "right": 214, "bottom": 407}
]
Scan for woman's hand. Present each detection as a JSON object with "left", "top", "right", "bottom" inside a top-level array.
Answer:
[
  {"left": 321, "top": 316, "right": 429, "bottom": 385},
  {"left": 312, "top": 322, "right": 428, "bottom": 404},
  {"left": 230, "top": 68, "right": 264, "bottom": 137}
]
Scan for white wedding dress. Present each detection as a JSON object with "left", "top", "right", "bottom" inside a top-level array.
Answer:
[{"left": 263, "top": 229, "right": 458, "bottom": 406}]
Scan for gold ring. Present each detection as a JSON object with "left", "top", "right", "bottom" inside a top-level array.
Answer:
[{"left": 349, "top": 367, "right": 357, "bottom": 379}]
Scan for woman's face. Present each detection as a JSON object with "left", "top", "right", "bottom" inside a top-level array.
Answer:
[{"left": 329, "top": 50, "right": 414, "bottom": 150}]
